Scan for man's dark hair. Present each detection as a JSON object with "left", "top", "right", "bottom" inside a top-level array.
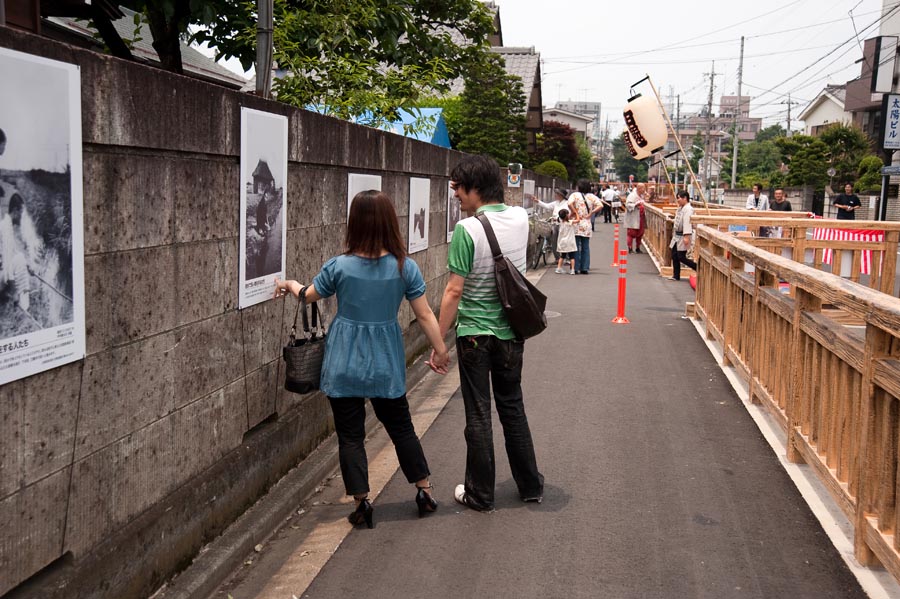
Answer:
[
  {"left": 753, "top": 183, "right": 762, "bottom": 191},
  {"left": 576, "top": 179, "right": 591, "bottom": 194},
  {"left": 676, "top": 190, "right": 690, "bottom": 200},
  {"left": 450, "top": 155, "right": 504, "bottom": 203}
]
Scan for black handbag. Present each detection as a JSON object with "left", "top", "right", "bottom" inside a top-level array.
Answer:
[
  {"left": 476, "top": 213, "right": 548, "bottom": 340},
  {"left": 283, "top": 286, "right": 327, "bottom": 394}
]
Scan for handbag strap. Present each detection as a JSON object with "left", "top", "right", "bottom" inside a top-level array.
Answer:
[
  {"left": 289, "top": 286, "right": 306, "bottom": 342},
  {"left": 291, "top": 285, "right": 327, "bottom": 340},
  {"left": 476, "top": 213, "right": 504, "bottom": 259}
]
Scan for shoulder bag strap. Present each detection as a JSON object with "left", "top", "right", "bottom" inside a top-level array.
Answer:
[{"left": 476, "top": 213, "right": 504, "bottom": 259}]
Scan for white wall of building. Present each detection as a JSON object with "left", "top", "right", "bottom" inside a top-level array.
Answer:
[{"left": 802, "top": 100, "right": 850, "bottom": 134}]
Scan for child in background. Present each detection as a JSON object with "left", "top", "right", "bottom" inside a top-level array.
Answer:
[{"left": 556, "top": 208, "right": 577, "bottom": 275}]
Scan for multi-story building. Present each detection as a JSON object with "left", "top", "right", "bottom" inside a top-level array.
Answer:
[
  {"left": 662, "top": 95, "right": 762, "bottom": 188},
  {"left": 554, "top": 101, "right": 602, "bottom": 150},
  {"left": 543, "top": 106, "right": 594, "bottom": 140}
]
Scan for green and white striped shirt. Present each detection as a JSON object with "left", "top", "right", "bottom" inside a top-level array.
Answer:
[{"left": 448, "top": 203, "right": 528, "bottom": 340}]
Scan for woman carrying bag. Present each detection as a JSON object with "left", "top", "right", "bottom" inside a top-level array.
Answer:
[{"left": 274, "top": 190, "right": 450, "bottom": 528}]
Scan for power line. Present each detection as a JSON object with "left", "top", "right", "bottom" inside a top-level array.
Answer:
[
  {"left": 544, "top": 44, "right": 839, "bottom": 67},
  {"left": 542, "top": 8, "right": 886, "bottom": 62},
  {"left": 752, "top": 2, "right": 900, "bottom": 106}
]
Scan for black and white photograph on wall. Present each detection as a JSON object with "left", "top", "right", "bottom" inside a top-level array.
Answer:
[
  {"left": 348, "top": 173, "right": 382, "bottom": 216},
  {"left": 408, "top": 177, "right": 430, "bottom": 254},
  {"left": 239, "top": 108, "right": 287, "bottom": 309},
  {"left": 0, "top": 47, "right": 85, "bottom": 386},
  {"left": 446, "top": 181, "right": 460, "bottom": 242}
]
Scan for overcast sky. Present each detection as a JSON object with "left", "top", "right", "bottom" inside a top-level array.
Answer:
[
  {"left": 207, "top": 1, "right": 893, "bottom": 134},
  {"left": 500, "top": 0, "right": 889, "bottom": 132}
]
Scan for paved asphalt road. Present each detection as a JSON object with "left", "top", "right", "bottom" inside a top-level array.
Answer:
[{"left": 216, "top": 225, "right": 869, "bottom": 599}]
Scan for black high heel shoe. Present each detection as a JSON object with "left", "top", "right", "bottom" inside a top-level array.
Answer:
[
  {"left": 348, "top": 498, "right": 374, "bottom": 529},
  {"left": 415, "top": 484, "right": 438, "bottom": 517}
]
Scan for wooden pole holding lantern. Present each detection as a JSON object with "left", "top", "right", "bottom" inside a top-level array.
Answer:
[{"left": 634, "top": 75, "right": 710, "bottom": 214}]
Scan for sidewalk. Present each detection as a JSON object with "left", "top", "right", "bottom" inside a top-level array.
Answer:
[{"left": 209, "top": 224, "right": 876, "bottom": 599}]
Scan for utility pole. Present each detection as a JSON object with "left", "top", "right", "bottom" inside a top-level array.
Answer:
[
  {"left": 782, "top": 93, "right": 800, "bottom": 137},
  {"left": 600, "top": 116, "right": 609, "bottom": 179},
  {"left": 255, "top": 0, "right": 274, "bottom": 98},
  {"left": 731, "top": 36, "right": 744, "bottom": 190},
  {"left": 704, "top": 61, "right": 716, "bottom": 199},
  {"left": 675, "top": 95, "right": 681, "bottom": 190}
]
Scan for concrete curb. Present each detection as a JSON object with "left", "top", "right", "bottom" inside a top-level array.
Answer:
[{"left": 151, "top": 349, "right": 451, "bottom": 599}]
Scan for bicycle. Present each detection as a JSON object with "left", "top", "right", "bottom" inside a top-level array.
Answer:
[{"left": 529, "top": 216, "right": 556, "bottom": 270}]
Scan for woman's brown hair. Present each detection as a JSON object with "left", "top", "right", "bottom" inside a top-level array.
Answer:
[{"left": 345, "top": 190, "right": 407, "bottom": 270}]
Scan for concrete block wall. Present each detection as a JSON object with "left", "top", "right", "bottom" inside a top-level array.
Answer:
[{"left": 0, "top": 28, "right": 553, "bottom": 599}]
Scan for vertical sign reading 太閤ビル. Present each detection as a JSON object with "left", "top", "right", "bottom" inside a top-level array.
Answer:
[
  {"left": 239, "top": 108, "right": 288, "bottom": 309},
  {"left": 882, "top": 94, "right": 900, "bottom": 151},
  {"left": 0, "top": 48, "right": 86, "bottom": 386}
]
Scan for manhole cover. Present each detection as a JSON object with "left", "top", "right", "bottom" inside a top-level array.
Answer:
[{"left": 544, "top": 310, "right": 562, "bottom": 318}]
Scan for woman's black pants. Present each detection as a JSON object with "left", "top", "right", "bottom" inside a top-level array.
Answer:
[{"left": 328, "top": 395, "right": 430, "bottom": 496}]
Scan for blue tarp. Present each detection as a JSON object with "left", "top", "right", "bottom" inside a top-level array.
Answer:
[
  {"left": 308, "top": 106, "right": 451, "bottom": 148},
  {"left": 372, "top": 108, "right": 451, "bottom": 148}
]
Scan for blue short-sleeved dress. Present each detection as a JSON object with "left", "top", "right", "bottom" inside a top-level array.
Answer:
[{"left": 313, "top": 254, "right": 426, "bottom": 399}]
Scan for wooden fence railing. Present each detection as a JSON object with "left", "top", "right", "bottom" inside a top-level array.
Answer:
[
  {"left": 643, "top": 206, "right": 900, "bottom": 295},
  {"left": 694, "top": 224, "right": 900, "bottom": 580}
]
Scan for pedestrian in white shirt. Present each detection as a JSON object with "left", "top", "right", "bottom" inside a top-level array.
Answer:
[
  {"left": 537, "top": 188, "right": 569, "bottom": 260},
  {"left": 746, "top": 183, "right": 769, "bottom": 210}
]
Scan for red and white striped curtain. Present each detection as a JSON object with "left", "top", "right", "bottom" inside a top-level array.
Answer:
[{"left": 812, "top": 227, "right": 884, "bottom": 275}]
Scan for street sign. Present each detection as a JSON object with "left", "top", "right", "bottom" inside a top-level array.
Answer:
[
  {"left": 881, "top": 165, "right": 900, "bottom": 175},
  {"left": 882, "top": 93, "right": 900, "bottom": 150}
]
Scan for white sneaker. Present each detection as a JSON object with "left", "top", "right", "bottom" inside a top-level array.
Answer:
[
  {"left": 454, "top": 484, "right": 466, "bottom": 505},
  {"left": 555, "top": 268, "right": 563, "bottom": 274},
  {"left": 454, "top": 484, "right": 494, "bottom": 512},
  {"left": 570, "top": 270, "right": 575, "bottom": 275}
]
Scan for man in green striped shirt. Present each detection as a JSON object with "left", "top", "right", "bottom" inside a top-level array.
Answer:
[{"left": 434, "top": 155, "right": 544, "bottom": 512}]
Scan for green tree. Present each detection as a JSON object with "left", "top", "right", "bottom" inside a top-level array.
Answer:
[
  {"left": 574, "top": 136, "right": 598, "bottom": 180},
  {"left": 775, "top": 135, "right": 829, "bottom": 188},
  {"left": 533, "top": 160, "right": 569, "bottom": 180},
  {"left": 819, "top": 123, "right": 872, "bottom": 186},
  {"left": 611, "top": 134, "right": 648, "bottom": 182},
  {"left": 453, "top": 54, "right": 527, "bottom": 164},
  {"left": 529, "top": 120, "right": 580, "bottom": 178},
  {"left": 115, "top": 0, "right": 494, "bottom": 128},
  {"left": 688, "top": 132, "right": 704, "bottom": 177},
  {"left": 857, "top": 155, "right": 884, "bottom": 191},
  {"left": 755, "top": 124, "right": 786, "bottom": 143},
  {"left": 721, "top": 138, "right": 783, "bottom": 187}
]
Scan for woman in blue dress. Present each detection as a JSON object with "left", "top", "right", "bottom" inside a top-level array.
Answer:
[{"left": 274, "top": 190, "right": 450, "bottom": 528}]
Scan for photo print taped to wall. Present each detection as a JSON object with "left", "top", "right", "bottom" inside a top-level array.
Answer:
[
  {"left": 347, "top": 173, "right": 382, "bottom": 216},
  {"left": 408, "top": 177, "right": 430, "bottom": 254},
  {"left": 446, "top": 181, "right": 461, "bottom": 243},
  {"left": 0, "top": 48, "right": 86, "bottom": 386},
  {"left": 239, "top": 107, "right": 288, "bottom": 309}
]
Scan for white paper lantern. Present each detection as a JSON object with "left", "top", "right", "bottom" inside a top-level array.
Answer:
[
  {"left": 623, "top": 128, "right": 652, "bottom": 160},
  {"left": 623, "top": 93, "right": 667, "bottom": 155}
]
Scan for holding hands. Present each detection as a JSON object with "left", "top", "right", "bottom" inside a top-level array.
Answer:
[{"left": 427, "top": 348, "right": 450, "bottom": 375}]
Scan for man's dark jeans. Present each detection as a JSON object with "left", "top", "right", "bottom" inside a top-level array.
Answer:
[{"left": 456, "top": 335, "right": 543, "bottom": 509}]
